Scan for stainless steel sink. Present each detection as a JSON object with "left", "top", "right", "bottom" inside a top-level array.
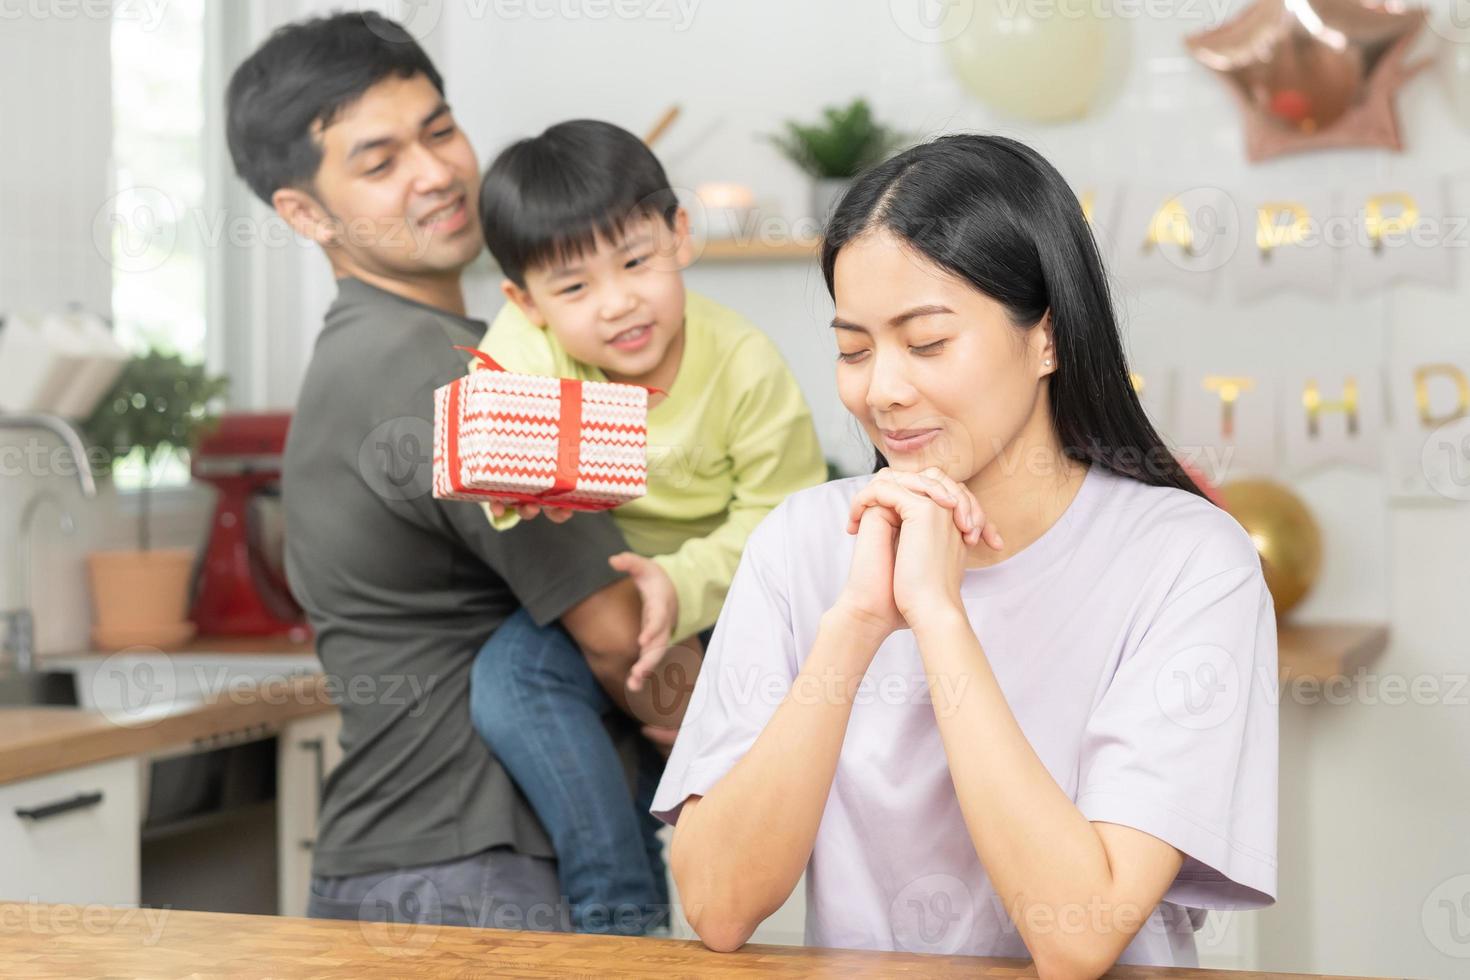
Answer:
[
  {"left": 0, "top": 652, "right": 322, "bottom": 719},
  {"left": 0, "top": 669, "right": 80, "bottom": 707}
]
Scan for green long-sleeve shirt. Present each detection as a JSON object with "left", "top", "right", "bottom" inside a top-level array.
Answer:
[{"left": 476, "top": 291, "right": 828, "bottom": 642}]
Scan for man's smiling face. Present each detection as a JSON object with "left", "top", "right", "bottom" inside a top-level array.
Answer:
[{"left": 302, "top": 71, "right": 483, "bottom": 278}]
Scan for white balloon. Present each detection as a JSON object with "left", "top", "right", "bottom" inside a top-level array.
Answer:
[{"left": 943, "top": 0, "right": 1114, "bottom": 122}]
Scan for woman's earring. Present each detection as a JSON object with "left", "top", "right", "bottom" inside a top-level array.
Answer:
[{"left": 1044, "top": 359, "right": 1053, "bottom": 367}]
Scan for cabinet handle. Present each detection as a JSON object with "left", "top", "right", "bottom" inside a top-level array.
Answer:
[
  {"left": 15, "top": 791, "right": 104, "bottom": 821},
  {"left": 299, "top": 737, "right": 326, "bottom": 817}
]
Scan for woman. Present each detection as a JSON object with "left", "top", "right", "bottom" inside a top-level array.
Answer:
[{"left": 650, "top": 134, "right": 1277, "bottom": 974}]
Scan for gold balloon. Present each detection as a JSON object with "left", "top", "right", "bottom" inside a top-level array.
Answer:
[{"left": 1219, "top": 480, "right": 1323, "bottom": 619}]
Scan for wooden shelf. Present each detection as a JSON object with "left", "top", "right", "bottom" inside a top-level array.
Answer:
[
  {"left": 1277, "top": 622, "right": 1389, "bottom": 682},
  {"left": 696, "top": 238, "right": 819, "bottom": 263}
]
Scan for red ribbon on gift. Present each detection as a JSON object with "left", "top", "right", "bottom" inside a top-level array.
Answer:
[
  {"left": 445, "top": 345, "right": 584, "bottom": 503},
  {"left": 445, "top": 346, "right": 663, "bottom": 509}
]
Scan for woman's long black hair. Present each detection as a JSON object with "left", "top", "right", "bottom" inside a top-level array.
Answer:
[{"left": 820, "top": 133, "right": 1206, "bottom": 499}]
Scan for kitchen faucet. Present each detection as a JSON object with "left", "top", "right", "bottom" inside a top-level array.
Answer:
[
  {"left": 0, "top": 413, "right": 96, "bottom": 673},
  {"left": 0, "top": 413, "right": 100, "bottom": 499},
  {"left": 3, "top": 492, "right": 76, "bottom": 673}
]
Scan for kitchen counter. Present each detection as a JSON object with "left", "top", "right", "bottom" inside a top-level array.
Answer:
[
  {"left": 0, "top": 672, "right": 332, "bottom": 785},
  {"left": 0, "top": 903, "right": 1382, "bottom": 979},
  {"left": 0, "top": 618, "right": 1384, "bottom": 787}
]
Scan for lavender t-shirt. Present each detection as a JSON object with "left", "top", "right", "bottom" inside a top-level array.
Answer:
[{"left": 651, "top": 464, "right": 1278, "bottom": 966}]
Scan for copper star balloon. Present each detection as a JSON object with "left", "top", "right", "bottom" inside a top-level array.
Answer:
[{"left": 1185, "top": 0, "right": 1431, "bottom": 162}]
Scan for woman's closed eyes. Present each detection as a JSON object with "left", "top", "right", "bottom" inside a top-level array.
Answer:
[{"left": 836, "top": 339, "right": 949, "bottom": 364}]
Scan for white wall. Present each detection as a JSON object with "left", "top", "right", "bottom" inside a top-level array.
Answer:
[{"left": 0, "top": 10, "right": 113, "bottom": 317}]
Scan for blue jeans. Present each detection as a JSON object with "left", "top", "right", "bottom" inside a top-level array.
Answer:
[
  {"left": 470, "top": 608, "right": 669, "bottom": 936},
  {"left": 307, "top": 845, "right": 567, "bottom": 931}
]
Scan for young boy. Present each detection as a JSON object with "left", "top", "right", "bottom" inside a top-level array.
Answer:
[{"left": 467, "top": 119, "right": 827, "bottom": 935}]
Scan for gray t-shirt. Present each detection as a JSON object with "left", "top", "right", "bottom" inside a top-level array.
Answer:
[{"left": 285, "top": 276, "right": 628, "bottom": 877}]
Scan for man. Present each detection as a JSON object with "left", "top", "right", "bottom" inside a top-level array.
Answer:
[{"left": 225, "top": 12, "right": 651, "bottom": 930}]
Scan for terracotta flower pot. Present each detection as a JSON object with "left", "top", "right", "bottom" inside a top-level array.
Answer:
[{"left": 87, "top": 548, "right": 198, "bottom": 650}]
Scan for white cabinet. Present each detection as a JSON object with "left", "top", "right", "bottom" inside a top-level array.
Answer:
[
  {"left": 0, "top": 757, "right": 140, "bottom": 906},
  {"left": 276, "top": 710, "right": 342, "bottom": 917}
]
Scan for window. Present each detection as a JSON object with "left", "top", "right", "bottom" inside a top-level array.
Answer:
[{"left": 108, "top": 0, "right": 207, "bottom": 488}]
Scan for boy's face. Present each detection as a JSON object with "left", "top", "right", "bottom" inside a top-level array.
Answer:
[
  {"left": 277, "top": 72, "right": 483, "bottom": 279},
  {"left": 506, "top": 210, "right": 693, "bottom": 384}
]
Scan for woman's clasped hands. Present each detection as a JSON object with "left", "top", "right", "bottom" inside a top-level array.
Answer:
[{"left": 835, "top": 467, "right": 1005, "bottom": 641}]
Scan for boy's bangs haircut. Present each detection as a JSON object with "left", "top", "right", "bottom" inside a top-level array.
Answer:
[{"left": 480, "top": 120, "right": 680, "bottom": 287}]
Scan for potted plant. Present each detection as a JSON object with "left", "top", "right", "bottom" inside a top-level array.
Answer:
[
  {"left": 767, "top": 98, "right": 907, "bottom": 221},
  {"left": 81, "top": 349, "right": 229, "bottom": 650}
]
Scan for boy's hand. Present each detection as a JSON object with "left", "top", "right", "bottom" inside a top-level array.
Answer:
[
  {"left": 488, "top": 499, "right": 575, "bottom": 523},
  {"left": 608, "top": 551, "right": 677, "bottom": 691}
]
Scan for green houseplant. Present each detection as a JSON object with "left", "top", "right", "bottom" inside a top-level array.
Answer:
[
  {"left": 81, "top": 350, "right": 229, "bottom": 650},
  {"left": 767, "top": 98, "right": 907, "bottom": 220}
]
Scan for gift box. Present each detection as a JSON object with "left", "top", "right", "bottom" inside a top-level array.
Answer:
[{"left": 433, "top": 346, "right": 650, "bottom": 511}]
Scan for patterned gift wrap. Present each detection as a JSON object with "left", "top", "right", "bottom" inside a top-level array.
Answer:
[{"left": 433, "top": 347, "right": 650, "bottom": 511}]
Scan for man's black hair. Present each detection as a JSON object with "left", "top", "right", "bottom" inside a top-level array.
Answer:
[
  {"left": 226, "top": 12, "right": 445, "bottom": 204},
  {"left": 479, "top": 120, "right": 680, "bottom": 287}
]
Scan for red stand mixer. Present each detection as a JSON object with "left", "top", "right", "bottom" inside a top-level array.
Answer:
[{"left": 189, "top": 413, "right": 309, "bottom": 641}]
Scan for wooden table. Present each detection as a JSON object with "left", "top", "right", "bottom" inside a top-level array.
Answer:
[{"left": 0, "top": 903, "right": 1384, "bottom": 979}]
